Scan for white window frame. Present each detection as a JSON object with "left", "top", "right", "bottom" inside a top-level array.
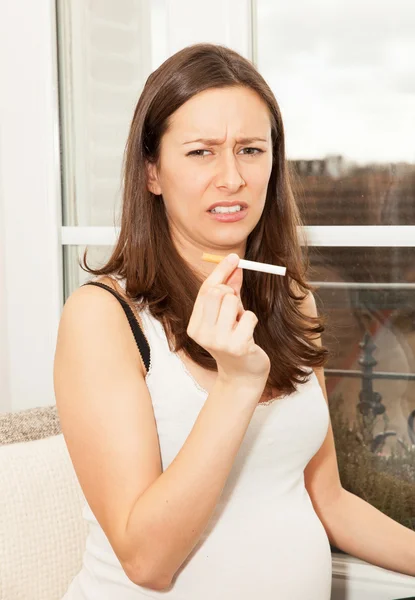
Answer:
[{"left": 61, "top": 225, "right": 415, "bottom": 248}]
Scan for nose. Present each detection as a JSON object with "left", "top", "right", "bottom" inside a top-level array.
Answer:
[{"left": 214, "top": 151, "right": 245, "bottom": 193}]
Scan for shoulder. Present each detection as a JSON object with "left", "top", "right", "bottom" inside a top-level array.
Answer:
[
  {"left": 59, "top": 277, "right": 132, "bottom": 344},
  {"left": 79, "top": 275, "right": 126, "bottom": 299},
  {"left": 58, "top": 276, "right": 147, "bottom": 377},
  {"left": 290, "top": 279, "right": 318, "bottom": 319},
  {"left": 60, "top": 278, "right": 122, "bottom": 330},
  {"left": 69, "top": 276, "right": 145, "bottom": 327},
  {"left": 300, "top": 290, "right": 318, "bottom": 319}
]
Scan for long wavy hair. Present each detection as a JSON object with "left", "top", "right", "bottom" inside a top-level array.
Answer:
[{"left": 82, "top": 43, "right": 329, "bottom": 396}]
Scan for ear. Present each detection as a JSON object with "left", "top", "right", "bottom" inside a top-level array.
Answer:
[{"left": 145, "top": 161, "right": 162, "bottom": 195}]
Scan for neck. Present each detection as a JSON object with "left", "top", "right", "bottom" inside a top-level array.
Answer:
[{"left": 175, "top": 239, "right": 246, "bottom": 278}]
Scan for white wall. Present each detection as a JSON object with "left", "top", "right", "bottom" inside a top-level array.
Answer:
[
  {"left": 0, "top": 0, "right": 62, "bottom": 412},
  {"left": 0, "top": 130, "right": 10, "bottom": 412}
]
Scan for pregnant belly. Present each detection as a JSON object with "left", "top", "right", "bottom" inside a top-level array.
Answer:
[
  {"left": 170, "top": 500, "right": 333, "bottom": 600},
  {"left": 66, "top": 497, "right": 332, "bottom": 600}
]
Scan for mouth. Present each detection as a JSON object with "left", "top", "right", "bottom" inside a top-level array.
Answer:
[
  {"left": 206, "top": 204, "right": 248, "bottom": 223},
  {"left": 207, "top": 201, "right": 248, "bottom": 213}
]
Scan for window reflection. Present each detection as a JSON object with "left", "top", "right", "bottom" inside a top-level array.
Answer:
[
  {"left": 290, "top": 160, "right": 415, "bottom": 225},
  {"left": 312, "top": 250, "right": 415, "bottom": 531}
]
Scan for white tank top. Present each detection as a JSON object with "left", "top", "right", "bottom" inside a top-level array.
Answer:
[{"left": 63, "top": 283, "right": 332, "bottom": 599}]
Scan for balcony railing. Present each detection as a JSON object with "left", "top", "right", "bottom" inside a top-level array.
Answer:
[{"left": 325, "top": 332, "right": 415, "bottom": 446}]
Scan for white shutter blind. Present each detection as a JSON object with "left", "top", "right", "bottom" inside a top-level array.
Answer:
[{"left": 57, "top": 0, "right": 152, "bottom": 227}]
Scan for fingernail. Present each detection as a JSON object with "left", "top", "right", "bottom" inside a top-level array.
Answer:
[{"left": 228, "top": 253, "right": 239, "bottom": 264}]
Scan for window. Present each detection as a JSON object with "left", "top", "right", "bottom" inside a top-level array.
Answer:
[
  {"left": 56, "top": 0, "right": 154, "bottom": 296},
  {"left": 256, "top": 0, "right": 415, "bottom": 532},
  {"left": 57, "top": 0, "right": 415, "bottom": 533}
]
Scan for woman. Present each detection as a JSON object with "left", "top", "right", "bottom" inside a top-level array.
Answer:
[{"left": 54, "top": 43, "right": 415, "bottom": 599}]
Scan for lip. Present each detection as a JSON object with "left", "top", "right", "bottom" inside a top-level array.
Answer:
[
  {"left": 206, "top": 206, "right": 248, "bottom": 223},
  {"left": 207, "top": 200, "right": 248, "bottom": 211}
]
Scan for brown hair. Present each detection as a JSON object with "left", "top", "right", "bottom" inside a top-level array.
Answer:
[{"left": 82, "top": 43, "right": 328, "bottom": 396}]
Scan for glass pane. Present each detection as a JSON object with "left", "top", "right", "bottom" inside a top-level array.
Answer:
[
  {"left": 63, "top": 246, "right": 114, "bottom": 301},
  {"left": 256, "top": 0, "right": 415, "bottom": 225},
  {"left": 310, "top": 249, "right": 415, "bottom": 531},
  {"left": 309, "top": 246, "right": 415, "bottom": 284},
  {"left": 56, "top": 0, "right": 153, "bottom": 226}
]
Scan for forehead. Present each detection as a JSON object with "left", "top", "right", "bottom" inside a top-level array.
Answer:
[{"left": 167, "top": 86, "right": 271, "bottom": 140}]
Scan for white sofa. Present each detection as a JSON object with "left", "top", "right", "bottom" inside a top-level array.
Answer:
[
  {"left": 1, "top": 406, "right": 415, "bottom": 600},
  {"left": 0, "top": 407, "right": 87, "bottom": 600}
]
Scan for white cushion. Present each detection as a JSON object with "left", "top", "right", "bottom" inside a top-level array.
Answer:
[{"left": 0, "top": 434, "right": 88, "bottom": 600}]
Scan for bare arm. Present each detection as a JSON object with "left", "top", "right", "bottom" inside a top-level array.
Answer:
[
  {"left": 54, "top": 283, "right": 264, "bottom": 591},
  {"left": 124, "top": 376, "right": 261, "bottom": 588}
]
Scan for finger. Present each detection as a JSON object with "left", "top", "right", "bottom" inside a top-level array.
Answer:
[
  {"left": 216, "top": 284, "right": 236, "bottom": 295},
  {"left": 191, "top": 283, "right": 235, "bottom": 328},
  {"left": 225, "top": 266, "right": 243, "bottom": 298},
  {"left": 231, "top": 310, "right": 259, "bottom": 346},
  {"left": 201, "top": 286, "right": 234, "bottom": 328},
  {"left": 190, "top": 254, "right": 240, "bottom": 333},
  {"left": 215, "top": 293, "right": 241, "bottom": 336},
  {"left": 201, "top": 253, "right": 240, "bottom": 291},
  {"left": 235, "top": 299, "right": 244, "bottom": 322},
  {"left": 214, "top": 285, "right": 244, "bottom": 321}
]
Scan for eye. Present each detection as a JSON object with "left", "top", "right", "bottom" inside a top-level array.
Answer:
[
  {"left": 239, "top": 147, "right": 264, "bottom": 156},
  {"left": 187, "top": 149, "right": 212, "bottom": 157}
]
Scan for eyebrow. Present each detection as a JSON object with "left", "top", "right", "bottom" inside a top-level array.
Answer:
[{"left": 182, "top": 136, "right": 268, "bottom": 145}]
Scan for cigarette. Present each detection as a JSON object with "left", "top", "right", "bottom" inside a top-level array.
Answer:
[{"left": 202, "top": 253, "right": 286, "bottom": 276}]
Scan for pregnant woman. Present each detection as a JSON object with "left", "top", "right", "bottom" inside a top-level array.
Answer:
[{"left": 54, "top": 43, "right": 415, "bottom": 599}]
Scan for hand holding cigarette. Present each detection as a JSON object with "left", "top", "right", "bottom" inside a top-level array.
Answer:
[
  {"left": 188, "top": 253, "right": 271, "bottom": 385},
  {"left": 202, "top": 253, "right": 286, "bottom": 277}
]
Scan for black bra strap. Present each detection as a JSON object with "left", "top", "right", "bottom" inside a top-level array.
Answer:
[{"left": 82, "top": 281, "right": 151, "bottom": 374}]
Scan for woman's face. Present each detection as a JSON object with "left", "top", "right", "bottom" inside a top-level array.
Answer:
[{"left": 146, "top": 86, "right": 273, "bottom": 263}]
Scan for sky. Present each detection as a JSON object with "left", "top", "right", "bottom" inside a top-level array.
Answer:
[{"left": 256, "top": 0, "right": 415, "bottom": 164}]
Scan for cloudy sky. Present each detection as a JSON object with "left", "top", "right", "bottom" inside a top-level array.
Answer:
[{"left": 256, "top": 0, "right": 415, "bottom": 164}]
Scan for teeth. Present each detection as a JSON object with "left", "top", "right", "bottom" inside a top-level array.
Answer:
[{"left": 210, "top": 205, "right": 243, "bottom": 214}]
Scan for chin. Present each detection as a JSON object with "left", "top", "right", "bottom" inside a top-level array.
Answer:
[{"left": 208, "top": 237, "right": 248, "bottom": 254}]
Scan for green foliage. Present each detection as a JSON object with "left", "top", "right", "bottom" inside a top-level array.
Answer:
[{"left": 329, "top": 394, "right": 415, "bottom": 530}]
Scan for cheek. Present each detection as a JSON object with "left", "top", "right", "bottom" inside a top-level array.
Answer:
[
  {"left": 249, "top": 163, "right": 272, "bottom": 193},
  {"left": 161, "top": 167, "right": 208, "bottom": 219},
  {"left": 164, "top": 161, "right": 209, "bottom": 194}
]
